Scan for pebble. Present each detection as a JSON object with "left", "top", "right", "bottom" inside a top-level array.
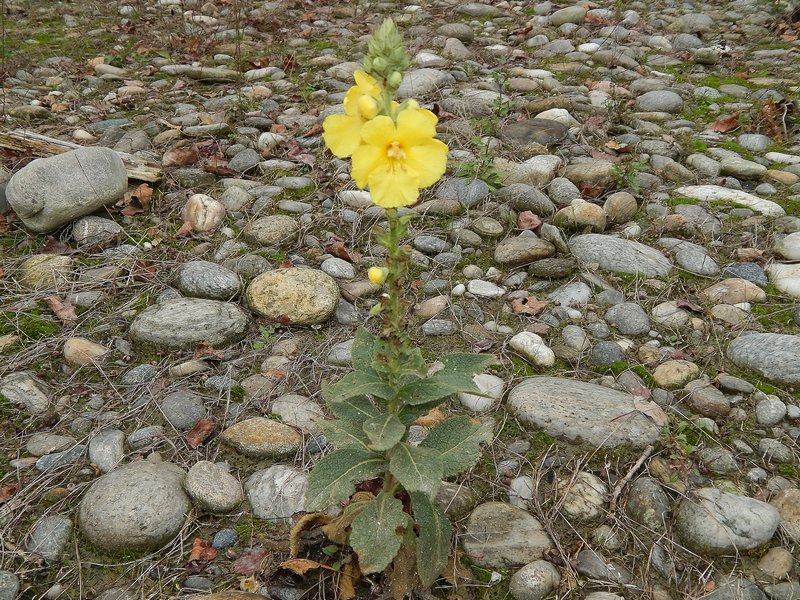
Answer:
[
  {"left": 185, "top": 461, "right": 243, "bottom": 514},
  {"left": 457, "top": 374, "right": 505, "bottom": 412},
  {"left": 220, "top": 417, "right": 302, "bottom": 458},
  {"left": 246, "top": 268, "right": 339, "bottom": 325},
  {"left": 245, "top": 465, "right": 307, "bottom": 521}
]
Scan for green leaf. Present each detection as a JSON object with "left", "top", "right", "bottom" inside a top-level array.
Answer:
[
  {"left": 351, "top": 327, "right": 380, "bottom": 372},
  {"left": 410, "top": 491, "right": 452, "bottom": 588},
  {"left": 397, "top": 353, "right": 496, "bottom": 406},
  {"left": 363, "top": 414, "right": 405, "bottom": 451},
  {"left": 319, "top": 419, "right": 371, "bottom": 450},
  {"left": 327, "top": 394, "right": 383, "bottom": 423},
  {"left": 396, "top": 399, "right": 441, "bottom": 426},
  {"left": 349, "top": 492, "right": 409, "bottom": 575},
  {"left": 324, "top": 370, "right": 395, "bottom": 403},
  {"left": 305, "top": 448, "right": 387, "bottom": 512},
  {"left": 420, "top": 416, "right": 484, "bottom": 477},
  {"left": 388, "top": 444, "right": 443, "bottom": 498}
]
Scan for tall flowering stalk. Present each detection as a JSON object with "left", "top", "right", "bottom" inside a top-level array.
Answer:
[{"left": 302, "top": 19, "right": 495, "bottom": 590}]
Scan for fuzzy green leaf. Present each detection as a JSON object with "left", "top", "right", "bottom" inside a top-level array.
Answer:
[
  {"left": 351, "top": 327, "right": 380, "bottom": 372},
  {"left": 305, "top": 448, "right": 387, "bottom": 512},
  {"left": 349, "top": 492, "right": 409, "bottom": 575},
  {"left": 420, "top": 416, "right": 484, "bottom": 477},
  {"left": 324, "top": 369, "right": 394, "bottom": 403},
  {"left": 396, "top": 400, "right": 440, "bottom": 426},
  {"left": 327, "top": 394, "right": 383, "bottom": 423},
  {"left": 397, "top": 353, "right": 496, "bottom": 406},
  {"left": 388, "top": 444, "right": 442, "bottom": 498},
  {"left": 363, "top": 414, "right": 405, "bottom": 451},
  {"left": 319, "top": 418, "right": 371, "bottom": 450},
  {"left": 410, "top": 491, "right": 452, "bottom": 588}
]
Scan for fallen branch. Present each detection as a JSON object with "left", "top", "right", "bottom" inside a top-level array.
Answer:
[
  {"left": 0, "top": 128, "right": 162, "bottom": 182},
  {"left": 607, "top": 443, "right": 654, "bottom": 517}
]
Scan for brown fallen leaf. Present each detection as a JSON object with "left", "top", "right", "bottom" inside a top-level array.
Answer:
[
  {"left": 193, "top": 341, "right": 224, "bottom": 360},
  {"left": 324, "top": 237, "right": 357, "bottom": 262},
  {"left": 186, "top": 418, "right": 215, "bottom": 448},
  {"left": 578, "top": 181, "right": 606, "bottom": 198},
  {"left": 204, "top": 156, "right": 238, "bottom": 177},
  {"left": 118, "top": 183, "right": 153, "bottom": 216},
  {"left": 44, "top": 295, "right": 78, "bottom": 323},
  {"left": 289, "top": 512, "right": 332, "bottom": 557},
  {"left": 339, "top": 561, "right": 360, "bottom": 600},
  {"left": 233, "top": 549, "right": 270, "bottom": 576},
  {"left": 278, "top": 558, "right": 335, "bottom": 575},
  {"left": 413, "top": 408, "right": 446, "bottom": 427},
  {"left": 163, "top": 146, "right": 199, "bottom": 167},
  {"left": 736, "top": 247, "right": 763, "bottom": 261},
  {"left": 710, "top": 111, "right": 741, "bottom": 133},
  {"left": 189, "top": 537, "right": 217, "bottom": 562},
  {"left": 511, "top": 296, "right": 550, "bottom": 316},
  {"left": 633, "top": 400, "right": 669, "bottom": 426},
  {"left": 0, "top": 483, "right": 20, "bottom": 504},
  {"left": 175, "top": 221, "right": 194, "bottom": 238},
  {"left": 676, "top": 298, "right": 703, "bottom": 313},
  {"left": 130, "top": 259, "right": 157, "bottom": 281},
  {"left": 41, "top": 236, "right": 71, "bottom": 254}
]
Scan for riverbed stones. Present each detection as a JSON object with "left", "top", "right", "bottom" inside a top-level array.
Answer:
[
  {"left": 0, "top": 371, "right": 51, "bottom": 414},
  {"left": 19, "top": 254, "right": 73, "bottom": 289},
  {"left": 172, "top": 260, "right": 242, "bottom": 300},
  {"left": 462, "top": 502, "right": 552, "bottom": 569},
  {"left": 220, "top": 417, "right": 302, "bottom": 458},
  {"left": 508, "top": 378, "right": 660, "bottom": 448},
  {"left": 727, "top": 333, "right": 800, "bottom": 384},
  {"left": 26, "top": 515, "right": 72, "bottom": 562},
  {"left": 78, "top": 461, "right": 190, "bottom": 554},
  {"left": 569, "top": 234, "right": 672, "bottom": 277},
  {"left": 129, "top": 298, "right": 249, "bottom": 350},
  {"left": 185, "top": 461, "right": 243, "bottom": 514},
  {"left": 243, "top": 214, "right": 299, "bottom": 245},
  {"left": 675, "top": 488, "right": 779, "bottom": 554},
  {"left": 7, "top": 147, "right": 127, "bottom": 232},
  {"left": 771, "top": 488, "right": 800, "bottom": 542},
  {"left": 494, "top": 237, "right": 555, "bottom": 267},
  {"left": 246, "top": 268, "right": 339, "bottom": 325},
  {"left": 245, "top": 465, "right": 307, "bottom": 521}
]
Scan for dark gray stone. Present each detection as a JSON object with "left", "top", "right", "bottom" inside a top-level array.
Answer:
[
  {"left": 172, "top": 260, "right": 242, "bottom": 301},
  {"left": 569, "top": 234, "right": 672, "bottom": 277},
  {"left": 723, "top": 263, "right": 769, "bottom": 288},
  {"left": 26, "top": 515, "right": 72, "bottom": 561},
  {"left": 160, "top": 391, "right": 207, "bottom": 430},
  {"left": 605, "top": 302, "right": 651, "bottom": 335}
]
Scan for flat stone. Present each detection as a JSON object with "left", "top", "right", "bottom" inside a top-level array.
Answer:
[
  {"left": 130, "top": 298, "right": 249, "bottom": 350},
  {"left": 88, "top": 429, "right": 125, "bottom": 473},
  {"left": 684, "top": 378, "right": 731, "bottom": 417},
  {"left": 245, "top": 465, "right": 307, "bottom": 521},
  {"left": 494, "top": 237, "right": 555, "bottom": 267},
  {"left": 501, "top": 118, "right": 569, "bottom": 147},
  {"left": 397, "top": 68, "right": 455, "bottom": 99},
  {"left": 0, "top": 572, "right": 19, "bottom": 600},
  {"left": 605, "top": 302, "right": 651, "bottom": 335},
  {"left": 700, "top": 278, "right": 766, "bottom": 304},
  {"left": 72, "top": 216, "right": 124, "bottom": 248},
  {"left": 771, "top": 488, "right": 800, "bottom": 542},
  {"left": 36, "top": 444, "right": 86, "bottom": 472},
  {"left": 462, "top": 502, "right": 552, "bottom": 569},
  {"left": 26, "top": 433, "right": 76, "bottom": 456},
  {"left": 78, "top": 461, "right": 190, "bottom": 554},
  {"left": 270, "top": 394, "right": 325, "bottom": 432},
  {"left": 675, "top": 487, "right": 779, "bottom": 555},
  {"left": 7, "top": 147, "right": 127, "bottom": 233},
  {"left": 495, "top": 155, "right": 562, "bottom": 187},
  {"left": 767, "top": 263, "right": 800, "bottom": 298},
  {"left": 0, "top": 371, "right": 51, "bottom": 414},
  {"left": 721, "top": 157, "right": 767, "bottom": 180},
  {"left": 458, "top": 373, "right": 505, "bottom": 413},
  {"left": 635, "top": 90, "right": 683, "bottom": 113},
  {"left": 508, "top": 377, "right": 660, "bottom": 448},
  {"left": 569, "top": 234, "right": 672, "bottom": 277},
  {"left": 728, "top": 333, "right": 800, "bottom": 384},
  {"left": 221, "top": 417, "right": 302, "bottom": 458},
  {"left": 563, "top": 161, "right": 618, "bottom": 186},
  {"left": 172, "top": 260, "right": 242, "bottom": 301},
  {"left": 652, "top": 360, "right": 700, "bottom": 388},
  {"left": 160, "top": 391, "right": 207, "bottom": 430},
  {"left": 246, "top": 268, "right": 339, "bottom": 325},
  {"left": 673, "top": 185, "right": 785, "bottom": 217},
  {"left": 185, "top": 461, "right": 243, "bottom": 514},
  {"left": 26, "top": 515, "right": 72, "bottom": 561},
  {"left": 19, "top": 254, "right": 73, "bottom": 289},
  {"left": 243, "top": 215, "right": 299, "bottom": 245}
]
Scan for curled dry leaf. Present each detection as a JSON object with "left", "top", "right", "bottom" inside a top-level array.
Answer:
[
  {"left": 289, "top": 512, "right": 332, "bottom": 557},
  {"left": 516, "top": 211, "right": 542, "bottom": 231},
  {"left": 41, "top": 237, "right": 71, "bottom": 255},
  {"left": 339, "top": 561, "right": 361, "bottom": 600},
  {"left": 162, "top": 146, "right": 199, "bottom": 167},
  {"left": 44, "top": 295, "right": 78, "bottom": 323},
  {"left": 186, "top": 418, "right": 215, "bottom": 448},
  {"left": 188, "top": 537, "right": 217, "bottom": 562},
  {"left": 413, "top": 408, "right": 446, "bottom": 427},
  {"left": 710, "top": 112, "right": 741, "bottom": 133},
  {"left": 278, "top": 558, "right": 335, "bottom": 575},
  {"left": 633, "top": 400, "right": 669, "bottom": 426},
  {"left": 511, "top": 296, "right": 549, "bottom": 316},
  {"left": 118, "top": 183, "right": 153, "bottom": 216}
]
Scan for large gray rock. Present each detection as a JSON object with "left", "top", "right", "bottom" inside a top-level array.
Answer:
[
  {"left": 675, "top": 488, "right": 779, "bottom": 555},
  {"left": 569, "top": 234, "right": 672, "bottom": 277},
  {"left": 0, "top": 371, "right": 51, "bottom": 414},
  {"left": 79, "top": 461, "right": 190, "bottom": 554},
  {"left": 727, "top": 333, "right": 800, "bottom": 384},
  {"left": 7, "top": 147, "right": 127, "bottom": 233},
  {"left": 397, "top": 68, "right": 456, "bottom": 99},
  {"left": 0, "top": 571, "right": 19, "bottom": 600},
  {"left": 245, "top": 465, "right": 307, "bottom": 521},
  {"left": 171, "top": 260, "right": 242, "bottom": 301},
  {"left": 462, "top": 502, "right": 552, "bottom": 569},
  {"left": 130, "top": 298, "right": 250, "bottom": 350},
  {"left": 246, "top": 268, "right": 339, "bottom": 325},
  {"left": 508, "top": 377, "right": 660, "bottom": 448}
]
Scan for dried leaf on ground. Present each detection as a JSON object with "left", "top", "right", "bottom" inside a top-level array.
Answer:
[
  {"left": 189, "top": 537, "right": 217, "bottom": 562},
  {"left": 675, "top": 298, "right": 703, "bottom": 313},
  {"left": 339, "top": 561, "right": 361, "bottom": 600},
  {"left": 324, "top": 237, "right": 358, "bottom": 262},
  {"left": 118, "top": 183, "right": 153, "bottom": 216},
  {"left": 163, "top": 146, "right": 199, "bottom": 167},
  {"left": 41, "top": 237, "right": 71, "bottom": 254},
  {"left": 175, "top": 221, "right": 194, "bottom": 237},
  {"left": 578, "top": 181, "right": 606, "bottom": 197},
  {"left": 278, "top": 558, "right": 335, "bottom": 575},
  {"left": 233, "top": 549, "right": 270, "bottom": 576},
  {"left": 414, "top": 408, "right": 446, "bottom": 427},
  {"left": 186, "top": 418, "right": 215, "bottom": 448},
  {"left": 517, "top": 210, "right": 542, "bottom": 231},
  {"left": 193, "top": 341, "right": 224, "bottom": 360},
  {"left": 633, "top": 400, "right": 669, "bottom": 426},
  {"left": 289, "top": 512, "right": 332, "bottom": 557},
  {"left": 44, "top": 295, "right": 78, "bottom": 323},
  {"left": 710, "top": 112, "right": 741, "bottom": 133},
  {"left": 389, "top": 540, "right": 417, "bottom": 600},
  {"left": 203, "top": 156, "right": 238, "bottom": 177},
  {"left": 0, "top": 483, "right": 20, "bottom": 503},
  {"left": 511, "top": 296, "right": 549, "bottom": 316},
  {"left": 130, "top": 259, "right": 157, "bottom": 281}
]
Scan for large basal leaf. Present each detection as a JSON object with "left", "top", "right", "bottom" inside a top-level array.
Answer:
[
  {"left": 319, "top": 418, "right": 370, "bottom": 450},
  {"left": 419, "top": 416, "right": 483, "bottom": 478},
  {"left": 397, "top": 353, "right": 496, "bottom": 406},
  {"left": 363, "top": 413, "right": 405, "bottom": 451},
  {"left": 324, "top": 369, "right": 395, "bottom": 403},
  {"left": 305, "top": 448, "right": 387, "bottom": 512},
  {"left": 410, "top": 491, "right": 452, "bottom": 588},
  {"left": 351, "top": 327, "right": 380, "bottom": 372},
  {"left": 388, "top": 444, "right": 443, "bottom": 498},
  {"left": 396, "top": 399, "right": 441, "bottom": 426},
  {"left": 349, "top": 492, "right": 409, "bottom": 575},
  {"left": 326, "top": 394, "right": 383, "bottom": 423}
]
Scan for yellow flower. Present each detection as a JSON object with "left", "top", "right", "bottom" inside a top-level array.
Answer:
[
  {"left": 322, "top": 71, "right": 381, "bottom": 158},
  {"left": 368, "top": 266, "right": 388, "bottom": 285},
  {"left": 351, "top": 106, "right": 448, "bottom": 208}
]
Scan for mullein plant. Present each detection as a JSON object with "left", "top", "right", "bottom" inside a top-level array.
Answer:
[{"left": 300, "top": 18, "right": 497, "bottom": 591}]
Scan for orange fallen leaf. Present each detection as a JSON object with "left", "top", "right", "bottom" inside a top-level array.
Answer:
[
  {"left": 633, "top": 400, "right": 669, "bottom": 427},
  {"left": 118, "top": 183, "right": 153, "bottom": 216},
  {"left": 0, "top": 483, "right": 20, "bottom": 503},
  {"left": 186, "top": 418, "right": 215, "bottom": 448},
  {"left": 44, "top": 295, "right": 78, "bottom": 323},
  {"left": 414, "top": 408, "right": 446, "bottom": 427},
  {"left": 163, "top": 146, "right": 199, "bottom": 167},
  {"left": 511, "top": 296, "right": 550, "bottom": 316},
  {"left": 279, "top": 558, "right": 335, "bottom": 575},
  {"left": 189, "top": 537, "right": 217, "bottom": 562},
  {"left": 710, "top": 112, "right": 740, "bottom": 133}
]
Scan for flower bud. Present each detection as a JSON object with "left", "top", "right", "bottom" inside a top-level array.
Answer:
[
  {"left": 364, "top": 18, "right": 409, "bottom": 82},
  {"left": 357, "top": 95, "right": 379, "bottom": 119},
  {"left": 368, "top": 266, "right": 388, "bottom": 285},
  {"left": 387, "top": 71, "right": 403, "bottom": 88},
  {"left": 372, "top": 56, "right": 387, "bottom": 74}
]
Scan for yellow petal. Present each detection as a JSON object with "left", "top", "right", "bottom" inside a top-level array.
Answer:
[
  {"left": 351, "top": 144, "right": 385, "bottom": 189},
  {"left": 368, "top": 164, "right": 420, "bottom": 208},
  {"left": 342, "top": 85, "right": 362, "bottom": 116},
  {"left": 322, "top": 113, "right": 363, "bottom": 158},
  {"left": 360, "top": 115, "right": 397, "bottom": 148},
  {"left": 353, "top": 70, "right": 381, "bottom": 98},
  {"left": 396, "top": 107, "right": 438, "bottom": 145},
  {"left": 404, "top": 139, "right": 448, "bottom": 188}
]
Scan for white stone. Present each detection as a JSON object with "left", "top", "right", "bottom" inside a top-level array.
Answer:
[
  {"left": 774, "top": 232, "right": 800, "bottom": 260},
  {"left": 767, "top": 263, "right": 800, "bottom": 298},
  {"left": 510, "top": 332, "right": 555, "bottom": 367},
  {"left": 765, "top": 151, "right": 800, "bottom": 164},
  {"left": 672, "top": 185, "right": 785, "bottom": 217},
  {"left": 458, "top": 373, "right": 506, "bottom": 412},
  {"left": 467, "top": 279, "right": 507, "bottom": 298},
  {"left": 534, "top": 108, "right": 579, "bottom": 126}
]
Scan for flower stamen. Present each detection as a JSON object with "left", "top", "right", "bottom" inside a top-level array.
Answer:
[{"left": 386, "top": 141, "right": 406, "bottom": 161}]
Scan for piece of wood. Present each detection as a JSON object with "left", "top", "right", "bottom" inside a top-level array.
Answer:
[{"left": 0, "top": 128, "right": 162, "bottom": 183}]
